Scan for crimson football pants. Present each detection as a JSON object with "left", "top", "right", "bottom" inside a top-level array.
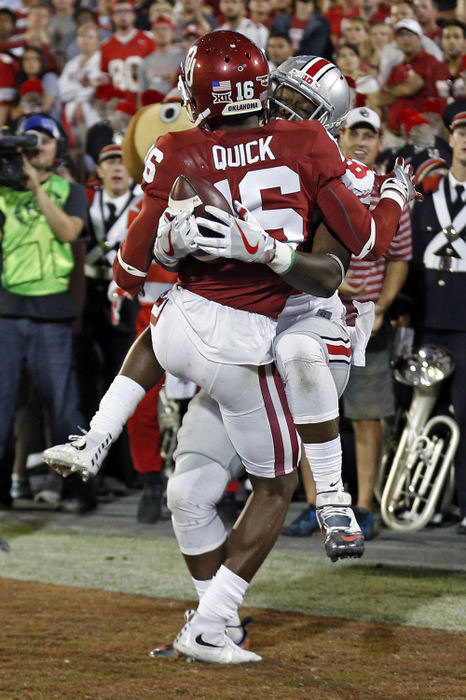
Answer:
[{"left": 127, "top": 306, "right": 164, "bottom": 474}]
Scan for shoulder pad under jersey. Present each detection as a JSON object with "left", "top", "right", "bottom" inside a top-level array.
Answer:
[{"left": 341, "top": 158, "right": 375, "bottom": 199}]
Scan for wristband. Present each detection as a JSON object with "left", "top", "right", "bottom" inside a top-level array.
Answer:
[
  {"left": 325, "top": 253, "right": 345, "bottom": 285},
  {"left": 267, "top": 241, "right": 296, "bottom": 275},
  {"left": 380, "top": 181, "right": 406, "bottom": 209}
]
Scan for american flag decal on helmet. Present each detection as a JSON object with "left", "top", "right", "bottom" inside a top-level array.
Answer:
[{"left": 212, "top": 80, "right": 232, "bottom": 92}]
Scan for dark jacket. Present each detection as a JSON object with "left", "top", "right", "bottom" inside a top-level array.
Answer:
[{"left": 271, "top": 13, "right": 332, "bottom": 59}]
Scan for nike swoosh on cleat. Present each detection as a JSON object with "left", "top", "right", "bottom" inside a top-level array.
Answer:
[
  {"left": 195, "top": 634, "right": 223, "bottom": 648},
  {"left": 341, "top": 535, "right": 363, "bottom": 541},
  {"left": 236, "top": 222, "right": 259, "bottom": 254},
  {"left": 162, "top": 229, "right": 175, "bottom": 256}
]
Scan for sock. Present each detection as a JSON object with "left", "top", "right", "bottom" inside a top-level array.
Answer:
[
  {"left": 196, "top": 565, "right": 248, "bottom": 644},
  {"left": 192, "top": 576, "right": 212, "bottom": 602},
  {"left": 304, "top": 436, "right": 343, "bottom": 493},
  {"left": 193, "top": 576, "right": 241, "bottom": 628},
  {"left": 90, "top": 375, "right": 146, "bottom": 439}
]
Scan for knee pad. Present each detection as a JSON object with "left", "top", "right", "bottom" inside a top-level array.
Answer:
[
  {"left": 167, "top": 456, "right": 229, "bottom": 556},
  {"left": 274, "top": 332, "right": 339, "bottom": 424}
]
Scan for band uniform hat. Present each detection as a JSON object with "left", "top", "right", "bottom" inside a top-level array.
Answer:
[{"left": 98, "top": 143, "right": 123, "bottom": 163}]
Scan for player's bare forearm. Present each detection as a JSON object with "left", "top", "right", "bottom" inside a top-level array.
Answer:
[
  {"left": 281, "top": 251, "right": 346, "bottom": 297},
  {"left": 281, "top": 223, "right": 351, "bottom": 296}
]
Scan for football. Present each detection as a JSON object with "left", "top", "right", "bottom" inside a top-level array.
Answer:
[{"left": 168, "top": 174, "right": 233, "bottom": 262}]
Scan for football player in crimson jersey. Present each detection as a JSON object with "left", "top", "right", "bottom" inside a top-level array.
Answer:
[
  {"left": 44, "top": 34, "right": 418, "bottom": 664},
  {"left": 100, "top": 0, "right": 156, "bottom": 102}
]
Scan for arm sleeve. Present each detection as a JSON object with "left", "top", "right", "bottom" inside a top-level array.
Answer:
[
  {"left": 317, "top": 178, "right": 402, "bottom": 260},
  {"left": 113, "top": 192, "right": 166, "bottom": 296}
]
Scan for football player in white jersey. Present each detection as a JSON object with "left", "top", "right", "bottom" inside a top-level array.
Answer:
[{"left": 44, "top": 35, "right": 418, "bottom": 660}]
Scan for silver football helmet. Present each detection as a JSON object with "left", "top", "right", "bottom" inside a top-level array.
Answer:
[{"left": 271, "top": 56, "right": 351, "bottom": 135}]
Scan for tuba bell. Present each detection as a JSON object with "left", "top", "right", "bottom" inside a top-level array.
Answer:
[{"left": 380, "top": 346, "right": 460, "bottom": 532}]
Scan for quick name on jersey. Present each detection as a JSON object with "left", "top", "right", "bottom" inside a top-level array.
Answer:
[{"left": 213, "top": 136, "right": 276, "bottom": 171}]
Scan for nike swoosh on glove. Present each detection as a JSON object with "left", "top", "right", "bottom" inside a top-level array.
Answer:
[
  {"left": 194, "top": 201, "right": 277, "bottom": 263},
  {"left": 154, "top": 205, "right": 199, "bottom": 268}
]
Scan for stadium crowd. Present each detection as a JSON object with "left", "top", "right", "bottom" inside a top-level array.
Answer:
[{"left": 0, "top": 0, "right": 465, "bottom": 542}]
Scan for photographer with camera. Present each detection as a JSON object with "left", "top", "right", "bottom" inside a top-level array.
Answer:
[{"left": 0, "top": 114, "right": 91, "bottom": 512}]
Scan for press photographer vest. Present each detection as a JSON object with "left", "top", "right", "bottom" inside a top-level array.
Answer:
[{"left": 0, "top": 175, "right": 74, "bottom": 296}]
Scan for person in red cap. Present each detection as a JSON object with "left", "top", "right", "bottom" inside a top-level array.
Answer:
[
  {"left": 18, "top": 77, "right": 44, "bottom": 115},
  {"left": 140, "top": 16, "right": 185, "bottom": 97},
  {"left": 100, "top": 0, "right": 156, "bottom": 101}
]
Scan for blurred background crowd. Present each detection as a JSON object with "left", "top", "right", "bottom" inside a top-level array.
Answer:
[{"left": 0, "top": 0, "right": 465, "bottom": 539}]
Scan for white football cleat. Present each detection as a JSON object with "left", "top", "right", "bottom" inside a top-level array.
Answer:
[
  {"left": 173, "top": 612, "right": 261, "bottom": 664},
  {"left": 42, "top": 429, "right": 113, "bottom": 481},
  {"left": 316, "top": 489, "right": 365, "bottom": 562}
]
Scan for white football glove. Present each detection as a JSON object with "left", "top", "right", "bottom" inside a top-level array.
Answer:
[
  {"left": 153, "top": 205, "right": 199, "bottom": 268},
  {"left": 380, "top": 157, "right": 423, "bottom": 207},
  {"left": 194, "top": 201, "right": 278, "bottom": 263}
]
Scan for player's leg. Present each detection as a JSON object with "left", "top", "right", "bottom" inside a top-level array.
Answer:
[
  {"left": 149, "top": 390, "right": 251, "bottom": 658},
  {"left": 176, "top": 364, "right": 298, "bottom": 663},
  {"left": 43, "top": 326, "right": 164, "bottom": 478},
  {"left": 273, "top": 317, "right": 364, "bottom": 561},
  {"left": 151, "top": 306, "right": 298, "bottom": 662}
]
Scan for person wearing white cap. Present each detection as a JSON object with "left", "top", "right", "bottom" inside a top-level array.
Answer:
[
  {"left": 337, "top": 106, "right": 413, "bottom": 539},
  {"left": 370, "top": 17, "right": 441, "bottom": 133},
  {"left": 378, "top": 0, "right": 443, "bottom": 85}
]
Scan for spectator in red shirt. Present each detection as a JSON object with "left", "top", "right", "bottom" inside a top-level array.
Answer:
[
  {"left": 324, "top": 0, "right": 359, "bottom": 41},
  {"left": 358, "top": 0, "right": 390, "bottom": 24},
  {"left": 100, "top": 0, "right": 156, "bottom": 101},
  {"left": 370, "top": 19, "right": 440, "bottom": 133},
  {"left": 414, "top": 0, "right": 441, "bottom": 43},
  {"left": 430, "top": 20, "right": 466, "bottom": 105}
]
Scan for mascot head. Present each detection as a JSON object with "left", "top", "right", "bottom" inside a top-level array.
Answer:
[{"left": 122, "top": 91, "right": 192, "bottom": 181}]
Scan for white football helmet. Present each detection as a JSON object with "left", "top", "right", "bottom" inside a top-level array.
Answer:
[{"left": 271, "top": 56, "right": 350, "bottom": 135}]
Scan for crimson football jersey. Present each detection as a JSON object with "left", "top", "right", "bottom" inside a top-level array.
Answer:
[
  {"left": 100, "top": 29, "right": 156, "bottom": 99},
  {"left": 114, "top": 119, "right": 402, "bottom": 317}
]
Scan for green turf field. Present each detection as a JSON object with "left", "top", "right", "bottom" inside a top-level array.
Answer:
[{"left": 1, "top": 523, "right": 465, "bottom": 632}]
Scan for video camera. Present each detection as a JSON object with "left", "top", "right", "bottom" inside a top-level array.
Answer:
[{"left": 0, "top": 129, "right": 42, "bottom": 187}]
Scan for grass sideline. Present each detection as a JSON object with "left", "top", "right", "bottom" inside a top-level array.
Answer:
[{"left": 1, "top": 523, "right": 465, "bottom": 632}]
